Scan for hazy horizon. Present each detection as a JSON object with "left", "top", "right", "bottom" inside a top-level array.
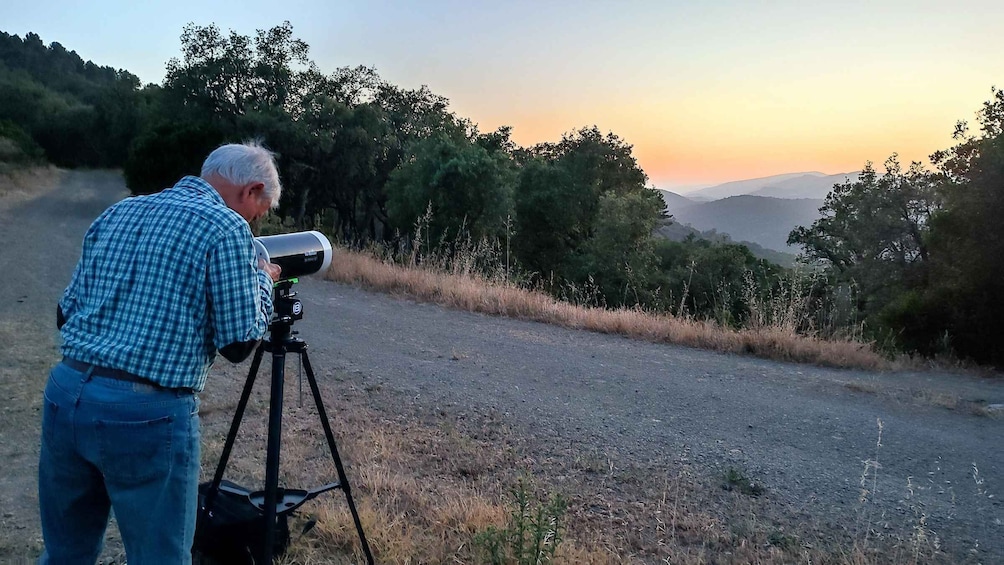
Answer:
[
  {"left": 3, "top": 0, "right": 1000, "bottom": 188},
  {"left": 662, "top": 170, "right": 854, "bottom": 194}
]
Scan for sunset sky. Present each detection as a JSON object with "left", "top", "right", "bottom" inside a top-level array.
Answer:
[{"left": 2, "top": 0, "right": 1001, "bottom": 190}]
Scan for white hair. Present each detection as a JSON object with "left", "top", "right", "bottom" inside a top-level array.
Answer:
[{"left": 201, "top": 141, "right": 282, "bottom": 207}]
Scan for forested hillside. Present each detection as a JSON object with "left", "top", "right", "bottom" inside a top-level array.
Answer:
[
  {"left": 790, "top": 142, "right": 1004, "bottom": 364},
  {"left": 666, "top": 195, "right": 824, "bottom": 252},
  {"left": 2, "top": 23, "right": 1002, "bottom": 366},
  {"left": 0, "top": 31, "right": 145, "bottom": 167}
]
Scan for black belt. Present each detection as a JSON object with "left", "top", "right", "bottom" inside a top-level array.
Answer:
[{"left": 62, "top": 357, "right": 192, "bottom": 394}]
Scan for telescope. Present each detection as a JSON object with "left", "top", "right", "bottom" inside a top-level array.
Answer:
[
  {"left": 254, "top": 230, "right": 332, "bottom": 280},
  {"left": 198, "top": 227, "right": 374, "bottom": 564}
]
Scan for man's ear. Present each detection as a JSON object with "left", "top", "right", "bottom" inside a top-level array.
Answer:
[{"left": 243, "top": 182, "right": 265, "bottom": 202}]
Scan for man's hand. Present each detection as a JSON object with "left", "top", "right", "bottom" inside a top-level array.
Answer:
[{"left": 259, "top": 259, "right": 282, "bottom": 282}]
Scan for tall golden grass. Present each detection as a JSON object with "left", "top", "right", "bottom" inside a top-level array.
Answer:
[{"left": 325, "top": 246, "right": 888, "bottom": 371}]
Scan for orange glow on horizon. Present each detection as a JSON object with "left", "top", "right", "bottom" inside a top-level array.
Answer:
[
  {"left": 476, "top": 114, "right": 959, "bottom": 188},
  {"left": 469, "top": 82, "right": 979, "bottom": 188}
]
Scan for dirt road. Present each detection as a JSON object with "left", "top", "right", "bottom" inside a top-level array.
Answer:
[
  {"left": 1, "top": 170, "right": 1002, "bottom": 562},
  {"left": 293, "top": 280, "right": 1004, "bottom": 560}
]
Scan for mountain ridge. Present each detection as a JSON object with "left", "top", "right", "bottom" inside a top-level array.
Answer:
[
  {"left": 674, "top": 170, "right": 858, "bottom": 201},
  {"left": 749, "top": 171, "right": 860, "bottom": 199},
  {"left": 680, "top": 172, "right": 824, "bottom": 200},
  {"left": 662, "top": 194, "right": 824, "bottom": 253}
]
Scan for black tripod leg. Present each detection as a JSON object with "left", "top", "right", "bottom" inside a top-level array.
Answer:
[
  {"left": 262, "top": 343, "right": 287, "bottom": 563},
  {"left": 199, "top": 344, "right": 266, "bottom": 521},
  {"left": 301, "top": 348, "right": 375, "bottom": 565}
]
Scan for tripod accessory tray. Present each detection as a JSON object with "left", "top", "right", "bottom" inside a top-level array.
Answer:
[
  {"left": 195, "top": 479, "right": 291, "bottom": 563},
  {"left": 246, "top": 481, "right": 342, "bottom": 515}
]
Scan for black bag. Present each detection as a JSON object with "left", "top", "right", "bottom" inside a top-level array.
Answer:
[{"left": 193, "top": 480, "right": 290, "bottom": 565}]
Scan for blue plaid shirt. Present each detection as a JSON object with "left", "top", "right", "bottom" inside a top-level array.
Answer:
[{"left": 59, "top": 176, "right": 274, "bottom": 391}]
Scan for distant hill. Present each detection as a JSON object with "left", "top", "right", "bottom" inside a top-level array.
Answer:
[
  {"left": 657, "top": 189, "right": 693, "bottom": 210},
  {"left": 666, "top": 195, "right": 823, "bottom": 253},
  {"left": 654, "top": 220, "right": 799, "bottom": 267},
  {"left": 749, "top": 171, "right": 859, "bottom": 199},
  {"left": 681, "top": 171, "right": 859, "bottom": 200},
  {"left": 682, "top": 172, "right": 824, "bottom": 200}
]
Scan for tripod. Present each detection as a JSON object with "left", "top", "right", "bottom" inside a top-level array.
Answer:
[{"left": 198, "top": 280, "right": 374, "bottom": 564}]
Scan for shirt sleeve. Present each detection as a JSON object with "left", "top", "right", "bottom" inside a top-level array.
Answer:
[
  {"left": 58, "top": 260, "right": 83, "bottom": 323},
  {"left": 59, "top": 207, "right": 113, "bottom": 323},
  {"left": 207, "top": 224, "right": 274, "bottom": 350}
]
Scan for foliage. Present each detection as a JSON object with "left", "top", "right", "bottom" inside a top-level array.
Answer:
[
  {"left": 789, "top": 88, "right": 1004, "bottom": 364},
  {"left": 0, "top": 119, "right": 44, "bottom": 163},
  {"left": 575, "top": 190, "right": 660, "bottom": 306},
  {"left": 386, "top": 130, "right": 515, "bottom": 245},
  {"left": 512, "top": 126, "right": 665, "bottom": 307},
  {"left": 271, "top": 96, "right": 388, "bottom": 235},
  {"left": 123, "top": 121, "right": 228, "bottom": 194},
  {"left": 788, "top": 157, "right": 940, "bottom": 345},
  {"left": 123, "top": 22, "right": 317, "bottom": 193},
  {"left": 723, "top": 467, "right": 765, "bottom": 497},
  {"left": 162, "top": 21, "right": 310, "bottom": 118},
  {"left": 652, "top": 236, "right": 785, "bottom": 326},
  {"left": 472, "top": 479, "right": 567, "bottom": 565},
  {"left": 126, "top": 21, "right": 468, "bottom": 242},
  {"left": 0, "top": 31, "right": 143, "bottom": 167},
  {"left": 922, "top": 87, "right": 1004, "bottom": 364}
]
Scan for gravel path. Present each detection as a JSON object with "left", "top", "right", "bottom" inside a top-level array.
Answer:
[{"left": 2, "top": 170, "right": 1002, "bottom": 562}]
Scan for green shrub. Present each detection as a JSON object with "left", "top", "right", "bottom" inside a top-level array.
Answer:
[
  {"left": 473, "top": 478, "right": 568, "bottom": 565},
  {"left": 0, "top": 119, "right": 45, "bottom": 163}
]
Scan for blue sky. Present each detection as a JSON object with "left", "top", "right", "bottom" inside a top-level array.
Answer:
[{"left": 3, "top": 0, "right": 1002, "bottom": 189}]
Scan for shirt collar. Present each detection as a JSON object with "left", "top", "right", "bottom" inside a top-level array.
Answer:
[{"left": 176, "top": 175, "right": 227, "bottom": 207}]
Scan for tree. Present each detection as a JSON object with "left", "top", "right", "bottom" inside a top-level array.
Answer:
[
  {"left": 575, "top": 191, "right": 660, "bottom": 307},
  {"left": 788, "top": 156, "right": 940, "bottom": 343},
  {"left": 163, "top": 22, "right": 308, "bottom": 118},
  {"left": 0, "top": 119, "right": 44, "bottom": 163},
  {"left": 0, "top": 31, "right": 144, "bottom": 167},
  {"left": 652, "top": 237, "right": 783, "bottom": 325},
  {"left": 275, "top": 96, "right": 390, "bottom": 236},
  {"left": 129, "top": 22, "right": 313, "bottom": 196},
  {"left": 386, "top": 131, "right": 515, "bottom": 245},
  {"left": 123, "top": 121, "right": 228, "bottom": 194},
  {"left": 137, "top": 21, "right": 471, "bottom": 243},
  {"left": 788, "top": 88, "right": 1004, "bottom": 363},
  {"left": 922, "top": 87, "right": 1004, "bottom": 364},
  {"left": 512, "top": 157, "right": 582, "bottom": 275},
  {"left": 512, "top": 126, "right": 664, "bottom": 294}
]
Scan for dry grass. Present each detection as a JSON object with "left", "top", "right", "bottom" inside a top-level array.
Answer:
[
  {"left": 0, "top": 166, "right": 62, "bottom": 203},
  {"left": 325, "top": 246, "right": 888, "bottom": 371},
  {"left": 0, "top": 317, "right": 62, "bottom": 559},
  {"left": 972, "top": 403, "right": 1004, "bottom": 419},
  {"left": 197, "top": 365, "right": 626, "bottom": 564}
]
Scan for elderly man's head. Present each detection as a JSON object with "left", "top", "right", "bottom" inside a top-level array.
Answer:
[{"left": 202, "top": 142, "right": 282, "bottom": 224}]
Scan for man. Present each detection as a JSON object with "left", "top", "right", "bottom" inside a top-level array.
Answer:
[{"left": 39, "top": 142, "right": 283, "bottom": 564}]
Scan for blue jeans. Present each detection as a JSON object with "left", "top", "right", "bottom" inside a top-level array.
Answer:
[{"left": 38, "top": 361, "right": 201, "bottom": 565}]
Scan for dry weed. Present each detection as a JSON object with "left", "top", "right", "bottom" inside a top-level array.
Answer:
[
  {"left": 326, "top": 246, "right": 889, "bottom": 371},
  {"left": 0, "top": 166, "right": 62, "bottom": 203}
]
